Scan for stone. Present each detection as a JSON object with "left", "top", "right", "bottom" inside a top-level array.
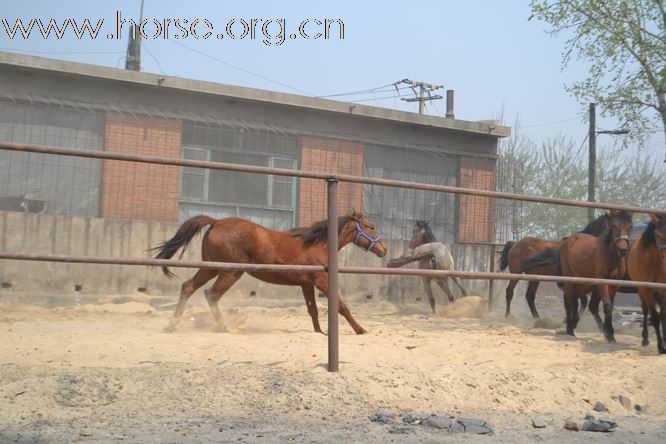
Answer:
[
  {"left": 532, "top": 416, "right": 546, "bottom": 428},
  {"left": 402, "top": 413, "right": 430, "bottom": 425},
  {"left": 457, "top": 417, "right": 493, "bottom": 434},
  {"left": 564, "top": 419, "right": 580, "bottom": 431},
  {"left": 634, "top": 404, "right": 646, "bottom": 413},
  {"left": 582, "top": 419, "right": 617, "bottom": 432},
  {"left": 618, "top": 395, "right": 632, "bottom": 409},
  {"left": 388, "top": 426, "right": 413, "bottom": 434},
  {"left": 584, "top": 413, "right": 595, "bottom": 420},
  {"left": 368, "top": 412, "right": 395, "bottom": 424},
  {"left": 423, "top": 416, "right": 454, "bottom": 429},
  {"left": 593, "top": 401, "right": 607, "bottom": 412}
]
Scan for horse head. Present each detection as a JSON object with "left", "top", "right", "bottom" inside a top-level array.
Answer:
[
  {"left": 346, "top": 209, "right": 386, "bottom": 258},
  {"left": 607, "top": 210, "right": 633, "bottom": 257},
  {"left": 410, "top": 220, "right": 436, "bottom": 249}
]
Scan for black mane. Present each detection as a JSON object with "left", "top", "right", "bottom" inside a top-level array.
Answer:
[
  {"left": 289, "top": 216, "right": 349, "bottom": 245},
  {"left": 416, "top": 220, "right": 438, "bottom": 243},
  {"left": 640, "top": 222, "right": 657, "bottom": 249},
  {"left": 579, "top": 213, "right": 609, "bottom": 236}
]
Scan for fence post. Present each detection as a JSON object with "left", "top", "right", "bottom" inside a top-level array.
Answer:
[{"left": 326, "top": 178, "right": 339, "bottom": 372}]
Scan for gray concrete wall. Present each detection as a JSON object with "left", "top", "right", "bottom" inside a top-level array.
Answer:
[{"left": 0, "top": 211, "right": 494, "bottom": 302}]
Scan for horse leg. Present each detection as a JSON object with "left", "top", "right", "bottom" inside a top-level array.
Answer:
[
  {"left": 572, "top": 297, "right": 580, "bottom": 329},
  {"left": 301, "top": 284, "right": 323, "bottom": 334},
  {"left": 563, "top": 284, "right": 575, "bottom": 336},
  {"left": 659, "top": 291, "right": 666, "bottom": 354},
  {"left": 504, "top": 279, "right": 518, "bottom": 319},
  {"left": 424, "top": 277, "right": 437, "bottom": 313},
  {"left": 435, "top": 278, "right": 455, "bottom": 304},
  {"left": 204, "top": 271, "right": 243, "bottom": 332},
  {"left": 599, "top": 285, "right": 615, "bottom": 343},
  {"left": 315, "top": 277, "right": 367, "bottom": 334},
  {"left": 579, "top": 294, "right": 588, "bottom": 317},
  {"left": 650, "top": 304, "right": 665, "bottom": 354},
  {"left": 164, "top": 268, "right": 217, "bottom": 332},
  {"left": 639, "top": 294, "right": 650, "bottom": 347},
  {"left": 525, "top": 281, "right": 540, "bottom": 319},
  {"left": 588, "top": 288, "right": 604, "bottom": 333},
  {"left": 452, "top": 276, "right": 467, "bottom": 297}
]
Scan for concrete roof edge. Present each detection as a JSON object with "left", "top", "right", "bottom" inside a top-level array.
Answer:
[{"left": 0, "top": 51, "right": 511, "bottom": 138}]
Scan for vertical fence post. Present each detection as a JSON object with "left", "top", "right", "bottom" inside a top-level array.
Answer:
[
  {"left": 488, "top": 245, "right": 496, "bottom": 311},
  {"left": 326, "top": 178, "right": 339, "bottom": 372}
]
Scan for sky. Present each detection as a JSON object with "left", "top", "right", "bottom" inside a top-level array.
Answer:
[{"left": 1, "top": 0, "right": 663, "bottom": 159}]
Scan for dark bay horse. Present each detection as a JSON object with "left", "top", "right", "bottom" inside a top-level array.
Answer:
[
  {"left": 499, "top": 214, "right": 610, "bottom": 319},
  {"left": 556, "top": 210, "right": 633, "bottom": 341},
  {"left": 152, "top": 210, "right": 386, "bottom": 334},
  {"left": 628, "top": 213, "right": 666, "bottom": 354},
  {"left": 387, "top": 220, "right": 466, "bottom": 313}
]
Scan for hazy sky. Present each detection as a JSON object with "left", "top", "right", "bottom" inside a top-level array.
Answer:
[{"left": 1, "top": 0, "right": 663, "bottom": 158}]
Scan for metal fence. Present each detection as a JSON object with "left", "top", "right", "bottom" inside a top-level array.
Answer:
[{"left": 2, "top": 140, "right": 666, "bottom": 373}]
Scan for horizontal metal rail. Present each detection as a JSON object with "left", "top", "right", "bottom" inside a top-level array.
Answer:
[
  {"left": 2, "top": 252, "right": 666, "bottom": 291},
  {"left": 1, "top": 141, "right": 663, "bottom": 214}
]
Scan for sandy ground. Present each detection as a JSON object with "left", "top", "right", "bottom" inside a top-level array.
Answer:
[{"left": 0, "top": 289, "right": 665, "bottom": 443}]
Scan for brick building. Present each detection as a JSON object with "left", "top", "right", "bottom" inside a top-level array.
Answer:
[{"left": 0, "top": 52, "right": 510, "bottom": 245}]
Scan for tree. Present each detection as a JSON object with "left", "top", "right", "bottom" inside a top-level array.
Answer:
[{"left": 529, "top": 0, "right": 666, "bottom": 160}]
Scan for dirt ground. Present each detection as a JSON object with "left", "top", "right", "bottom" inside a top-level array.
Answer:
[{"left": 1, "top": 288, "right": 665, "bottom": 443}]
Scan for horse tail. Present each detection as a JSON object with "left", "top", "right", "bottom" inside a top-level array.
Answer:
[
  {"left": 498, "top": 241, "right": 514, "bottom": 271},
  {"left": 520, "top": 248, "right": 559, "bottom": 274},
  {"left": 151, "top": 215, "right": 217, "bottom": 279}
]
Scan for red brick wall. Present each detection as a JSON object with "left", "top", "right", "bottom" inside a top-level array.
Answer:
[
  {"left": 101, "top": 115, "right": 181, "bottom": 222},
  {"left": 298, "top": 136, "right": 363, "bottom": 227},
  {"left": 457, "top": 157, "right": 496, "bottom": 243}
]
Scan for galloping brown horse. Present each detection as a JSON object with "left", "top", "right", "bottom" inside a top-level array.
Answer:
[
  {"left": 628, "top": 213, "right": 666, "bottom": 354},
  {"left": 152, "top": 209, "right": 386, "bottom": 334},
  {"left": 499, "top": 214, "right": 610, "bottom": 319},
  {"left": 557, "top": 210, "right": 633, "bottom": 341}
]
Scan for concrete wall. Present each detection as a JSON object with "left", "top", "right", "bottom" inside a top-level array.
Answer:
[{"left": 0, "top": 211, "right": 493, "bottom": 302}]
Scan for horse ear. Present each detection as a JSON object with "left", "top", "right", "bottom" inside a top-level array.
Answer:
[
  {"left": 649, "top": 213, "right": 660, "bottom": 224},
  {"left": 349, "top": 207, "right": 360, "bottom": 220}
]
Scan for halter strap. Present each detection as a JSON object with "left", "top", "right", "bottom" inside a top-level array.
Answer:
[
  {"left": 658, "top": 243, "right": 666, "bottom": 250},
  {"left": 615, "top": 235, "right": 630, "bottom": 242},
  {"left": 353, "top": 221, "right": 382, "bottom": 252}
]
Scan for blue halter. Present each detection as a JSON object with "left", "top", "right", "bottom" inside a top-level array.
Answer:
[{"left": 353, "top": 221, "right": 382, "bottom": 252}]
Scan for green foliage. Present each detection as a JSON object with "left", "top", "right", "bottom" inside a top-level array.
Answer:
[
  {"left": 498, "top": 128, "right": 666, "bottom": 240},
  {"left": 529, "top": 0, "right": 666, "bottom": 156}
]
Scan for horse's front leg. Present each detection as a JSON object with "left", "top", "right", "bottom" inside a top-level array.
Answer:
[
  {"left": 563, "top": 284, "right": 576, "bottom": 336},
  {"left": 301, "top": 284, "right": 323, "bottom": 334},
  {"left": 315, "top": 275, "right": 367, "bottom": 335},
  {"left": 599, "top": 284, "right": 615, "bottom": 343},
  {"left": 423, "top": 277, "right": 437, "bottom": 313}
]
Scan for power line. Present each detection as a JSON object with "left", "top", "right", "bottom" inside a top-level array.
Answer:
[
  {"left": 521, "top": 116, "right": 580, "bottom": 128},
  {"left": 316, "top": 83, "right": 407, "bottom": 98},
  {"left": 167, "top": 38, "right": 314, "bottom": 96},
  {"left": 141, "top": 42, "right": 166, "bottom": 76}
]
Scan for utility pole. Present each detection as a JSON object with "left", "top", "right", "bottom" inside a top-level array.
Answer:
[
  {"left": 588, "top": 103, "right": 596, "bottom": 223},
  {"left": 587, "top": 102, "right": 629, "bottom": 222},
  {"left": 399, "top": 79, "right": 443, "bottom": 114},
  {"left": 125, "top": 0, "right": 144, "bottom": 71}
]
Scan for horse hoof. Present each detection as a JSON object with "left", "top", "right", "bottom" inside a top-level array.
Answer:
[
  {"left": 211, "top": 323, "right": 227, "bottom": 333},
  {"left": 356, "top": 329, "right": 368, "bottom": 335},
  {"left": 641, "top": 340, "right": 649, "bottom": 347},
  {"left": 659, "top": 347, "right": 666, "bottom": 354},
  {"left": 607, "top": 338, "right": 617, "bottom": 344},
  {"left": 163, "top": 321, "right": 178, "bottom": 333}
]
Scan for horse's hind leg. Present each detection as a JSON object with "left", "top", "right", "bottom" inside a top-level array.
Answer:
[
  {"left": 315, "top": 277, "right": 366, "bottom": 334},
  {"left": 205, "top": 271, "right": 244, "bottom": 332},
  {"left": 423, "top": 277, "right": 437, "bottom": 313},
  {"left": 452, "top": 276, "right": 467, "bottom": 297},
  {"left": 505, "top": 279, "right": 518, "bottom": 319},
  {"left": 599, "top": 285, "right": 616, "bottom": 343},
  {"left": 164, "top": 268, "right": 217, "bottom": 332},
  {"left": 525, "top": 281, "right": 540, "bottom": 319},
  {"left": 563, "top": 284, "right": 576, "bottom": 336},
  {"left": 435, "top": 278, "right": 455, "bottom": 304},
  {"left": 588, "top": 289, "right": 604, "bottom": 333},
  {"left": 639, "top": 294, "right": 650, "bottom": 347},
  {"left": 301, "top": 284, "right": 323, "bottom": 334}
]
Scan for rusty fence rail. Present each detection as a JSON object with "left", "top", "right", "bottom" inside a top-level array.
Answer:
[
  {"left": 1, "top": 140, "right": 666, "bottom": 373},
  {"left": 2, "top": 252, "right": 666, "bottom": 291},
  {"left": 1, "top": 141, "right": 664, "bottom": 214}
]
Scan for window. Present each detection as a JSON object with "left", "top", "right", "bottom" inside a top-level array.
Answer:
[
  {"left": 0, "top": 101, "right": 103, "bottom": 217},
  {"left": 362, "top": 144, "right": 458, "bottom": 242},
  {"left": 179, "top": 123, "right": 299, "bottom": 229}
]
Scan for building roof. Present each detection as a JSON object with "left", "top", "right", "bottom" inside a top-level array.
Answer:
[{"left": 0, "top": 51, "right": 510, "bottom": 138}]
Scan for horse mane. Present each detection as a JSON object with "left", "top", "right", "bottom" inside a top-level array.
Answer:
[
  {"left": 416, "top": 220, "right": 438, "bottom": 243},
  {"left": 578, "top": 213, "right": 609, "bottom": 236},
  {"left": 289, "top": 216, "right": 350, "bottom": 245},
  {"left": 640, "top": 222, "right": 657, "bottom": 249}
]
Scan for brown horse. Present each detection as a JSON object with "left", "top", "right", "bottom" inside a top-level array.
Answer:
[
  {"left": 499, "top": 214, "right": 610, "bottom": 319},
  {"left": 627, "top": 213, "right": 666, "bottom": 354},
  {"left": 152, "top": 209, "right": 386, "bottom": 334},
  {"left": 557, "top": 210, "right": 633, "bottom": 341}
]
